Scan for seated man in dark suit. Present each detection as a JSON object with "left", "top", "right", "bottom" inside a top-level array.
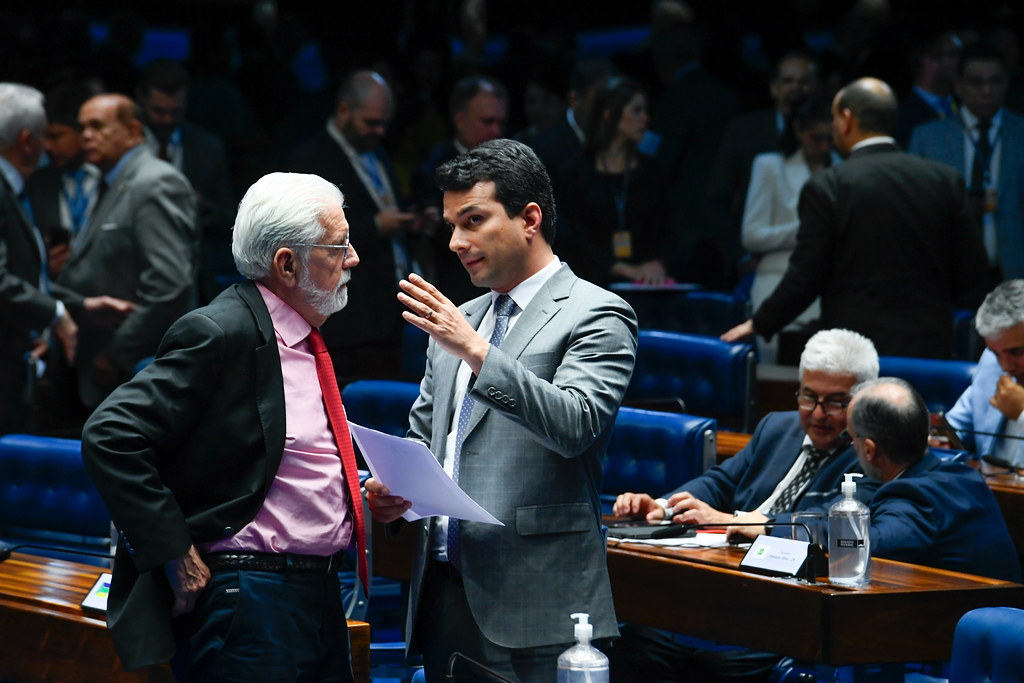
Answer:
[
  {"left": 614, "top": 328, "right": 879, "bottom": 526},
  {"left": 610, "top": 327, "right": 880, "bottom": 682},
  {"left": 840, "top": 377, "right": 1021, "bottom": 582}
]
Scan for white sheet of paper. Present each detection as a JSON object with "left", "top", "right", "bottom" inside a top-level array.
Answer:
[
  {"left": 613, "top": 532, "right": 732, "bottom": 548},
  {"left": 349, "top": 422, "right": 504, "bottom": 526}
]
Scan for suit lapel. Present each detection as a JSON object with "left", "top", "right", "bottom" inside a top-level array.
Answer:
[
  {"left": 1, "top": 177, "right": 43, "bottom": 269},
  {"left": 460, "top": 265, "right": 574, "bottom": 440},
  {"left": 72, "top": 149, "right": 145, "bottom": 262}
]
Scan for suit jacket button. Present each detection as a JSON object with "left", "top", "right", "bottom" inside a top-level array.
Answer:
[
  {"left": 487, "top": 387, "right": 496, "bottom": 397},
  {"left": 222, "top": 527, "right": 234, "bottom": 536},
  {"left": 502, "top": 396, "right": 509, "bottom": 405},
  {"left": 509, "top": 399, "right": 516, "bottom": 408}
]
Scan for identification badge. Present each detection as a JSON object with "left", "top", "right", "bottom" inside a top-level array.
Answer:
[
  {"left": 613, "top": 231, "right": 633, "bottom": 259},
  {"left": 986, "top": 186, "right": 998, "bottom": 214}
]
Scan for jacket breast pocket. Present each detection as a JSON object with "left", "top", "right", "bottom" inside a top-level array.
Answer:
[{"left": 515, "top": 503, "right": 593, "bottom": 536}]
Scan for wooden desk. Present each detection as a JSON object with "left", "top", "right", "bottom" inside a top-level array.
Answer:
[
  {"left": 983, "top": 469, "right": 1024, "bottom": 553},
  {"left": 605, "top": 541, "right": 1024, "bottom": 666},
  {"left": 0, "top": 553, "right": 370, "bottom": 683}
]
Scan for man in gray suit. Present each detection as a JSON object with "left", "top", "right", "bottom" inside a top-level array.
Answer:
[
  {"left": 909, "top": 41, "right": 1024, "bottom": 282},
  {"left": 366, "top": 139, "right": 637, "bottom": 682},
  {"left": 59, "top": 93, "right": 198, "bottom": 408}
]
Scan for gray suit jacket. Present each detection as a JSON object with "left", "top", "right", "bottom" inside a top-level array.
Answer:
[
  {"left": 58, "top": 147, "right": 198, "bottom": 405},
  {"left": 405, "top": 264, "right": 637, "bottom": 650},
  {"left": 909, "top": 109, "right": 1024, "bottom": 279}
]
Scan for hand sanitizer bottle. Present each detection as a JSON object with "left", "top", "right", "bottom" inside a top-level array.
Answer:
[
  {"left": 828, "top": 472, "right": 872, "bottom": 588},
  {"left": 557, "top": 613, "right": 609, "bottom": 683}
]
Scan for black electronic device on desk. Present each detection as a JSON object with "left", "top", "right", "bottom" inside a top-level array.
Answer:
[{"left": 606, "top": 521, "right": 696, "bottom": 540}]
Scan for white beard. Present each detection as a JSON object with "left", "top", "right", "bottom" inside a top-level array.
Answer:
[{"left": 299, "top": 267, "right": 350, "bottom": 317}]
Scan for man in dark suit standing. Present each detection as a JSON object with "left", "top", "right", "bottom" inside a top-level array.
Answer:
[
  {"left": 723, "top": 77, "right": 988, "bottom": 359},
  {"left": 83, "top": 172, "right": 366, "bottom": 680},
  {"left": 291, "top": 70, "right": 420, "bottom": 380},
  {"left": 0, "top": 83, "right": 79, "bottom": 432},
  {"left": 59, "top": 93, "right": 198, "bottom": 408},
  {"left": 366, "top": 140, "right": 637, "bottom": 682}
]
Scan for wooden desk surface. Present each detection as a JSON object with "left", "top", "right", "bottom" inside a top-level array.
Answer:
[
  {"left": 606, "top": 541, "right": 1024, "bottom": 666},
  {"left": 0, "top": 553, "right": 370, "bottom": 683},
  {"left": 981, "top": 469, "right": 1024, "bottom": 553}
]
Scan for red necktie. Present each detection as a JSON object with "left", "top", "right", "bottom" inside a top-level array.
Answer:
[{"left": 308, "top": 329, "right": 368, "bottom": 592}]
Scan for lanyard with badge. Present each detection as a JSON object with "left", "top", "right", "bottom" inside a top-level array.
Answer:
[{"left": 962, "top": 113, "right": 1000, "bottom": 216}]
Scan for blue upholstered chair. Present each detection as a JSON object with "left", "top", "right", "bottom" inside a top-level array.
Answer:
[
  {"left": 342, "top": 379, "right": 422, "bottom": 438},
  {"left": 877, "top": 356, "right": 977, "bottom": 414},
  {"left": 0, "top": 434, "right": 113, "bottom": 567},
  {"left": 949, "top": 607, "right": 1024, "bottom": 682},
  {"left": 674, "top": 291, "right": 751, "bottom": 337},
  {"left": 601, "top": 408, "right": 717, "bottom": 514},
  {"left": 627, "top": 330, "right": 757, "bottom": 431},
  {"left": 608, "top": 283, "right": 701, "bottom": 332},
  {"left": 400, "top": 323, "right": 430, "bottom": 381}
]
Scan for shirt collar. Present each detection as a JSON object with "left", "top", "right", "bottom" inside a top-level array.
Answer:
[
  {"left": 104, "top": 145, "right": 141, "bottom": 186},
  {"left": 0, "top": 157, "right": 24, "bottom": 195},
  {"left": 255, "top": 281, "right": 314, "bottom": 348},
  {"left": 849, "top": 136, "right": 896, "bottom": 153},
  {"left": 962, "top": 106, "right": 1003, "bottom": 132},
  {"left": 913, "top": 85, "right": 954, "bottom": 114},
  {"left": 492, "top": 256, "right": 562, "bottom": 313}
]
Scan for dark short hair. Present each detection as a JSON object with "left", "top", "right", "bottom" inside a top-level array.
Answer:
[
  {"left": 435, "top": 138, "right": 556, "bottom": 244},
  {"left": 137, "top": 58, "right": 188, "bottom": 96},
  {"left": 958, "top": 40, "right": 1009, "bottom": 77},
  {"left": 449, "top": 75, "right": 507, "bottom": 119},
  {"left": 835, "top": 80, "right": 898, "bottom": 136},
  {"left": 772, "top": 51, "right": 818, "bottom": 82},
  {"left": 45, "top": 82, "right": 93, "bottom": 129},
  {"left": 849, "top": 378, "right": 929, "bottom": 466},
  {"left": 779, "top": 95, "right": 833, "bottom": 157}
]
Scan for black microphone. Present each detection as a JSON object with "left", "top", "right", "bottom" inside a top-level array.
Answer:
[
  {"left": 0, "top": 543, "right": 114, "bottom": 564},
  {"left": 446, "top": 652, "right": 515, "bottom": 682},
  {"left": 982, "top": 454, "right": 1024, "bottom": 473}
]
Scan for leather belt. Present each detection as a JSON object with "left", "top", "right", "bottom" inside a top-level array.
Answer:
[{"left": 202, "top": 551, "right": 343, "bottom": 574}]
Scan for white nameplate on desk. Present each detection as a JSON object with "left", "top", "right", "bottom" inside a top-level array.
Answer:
[
  {"left": 740, "top": 535, "right": 808, "bottom": 578},
  {"left": 81, "top": 572, "right": 112, "bottom": 613}
]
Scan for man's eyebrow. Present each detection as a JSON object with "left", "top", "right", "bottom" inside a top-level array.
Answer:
[{"left": 450, "top": 204, "right": 484, "bottom": 220}]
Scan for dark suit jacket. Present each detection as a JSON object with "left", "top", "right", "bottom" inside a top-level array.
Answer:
[
  {"left": 752, "top": 143, "right": 988, "bottom": 359},
  {"left": 24, "top": 164, "right": 66, "bottom": 241},
  {"left": 670, "top": 411, "right": 874, "bottom": 513},
  {"left": 179, "top": 122, "right": 235, "bottom": 238},
  {"left": 290, "top": 129, "right": 408, "bottom": 352},
  {"left": 0, "top": 176, "right": 63, "bottom": 431},
  {"left": 405, "top": 265, "right": 638, "bottom": 651},
  {"left": 894, "top": 88, "right": 944, "bottom": 150},
  {"left": 867, "top": 452, "right": 1021, "bottom": 582},
  {"left": 704, "top": 108, "right": 780, "bottom": 273},
  {"left": 81, "top": 280, "right": 287, "bottom": 669}
]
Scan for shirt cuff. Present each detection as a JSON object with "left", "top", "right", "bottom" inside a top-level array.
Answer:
[{"left": 51, "top": 299, "right": 66, "bottom": 326}]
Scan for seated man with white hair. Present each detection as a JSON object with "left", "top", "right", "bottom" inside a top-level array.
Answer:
[
  {"left": 614, "top": 328, "right": 880, "bottom": 526},
  {"left": 947, "top": 280, "right": 1024, "bottom": 466}
]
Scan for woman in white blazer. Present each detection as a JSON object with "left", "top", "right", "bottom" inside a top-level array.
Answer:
[{"left": 742, "top": 96, "right": 838, "bottom": 363}]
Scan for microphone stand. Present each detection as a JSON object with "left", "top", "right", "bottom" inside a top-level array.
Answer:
[{"left": 446, "top": 652, "right": 515, "bottom": 682}]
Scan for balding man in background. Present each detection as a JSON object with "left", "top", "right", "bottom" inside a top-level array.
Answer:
[
  {"left": 724, "top": 77, "right": 988, "bottom": 359},
  {"left": 291, "top": 70, "right": 419, "bottom": 380},
  {"left": 59, "top": 93, "right": 197, "bottom": 408}
]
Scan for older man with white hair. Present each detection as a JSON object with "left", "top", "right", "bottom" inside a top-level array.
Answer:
[
  {"left": 947, "top": 279, "right": 1024, "bottom": 466},
  {"left": 83, "top": 172, "right": 364, "bottom": 681}
]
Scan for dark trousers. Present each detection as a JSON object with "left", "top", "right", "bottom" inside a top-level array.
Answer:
[
  {"left": 418, "top": 560, "right": 567, "bottom": 683},
  {"left": 171, "top": 568, "right": 354, "bottom": 683}
]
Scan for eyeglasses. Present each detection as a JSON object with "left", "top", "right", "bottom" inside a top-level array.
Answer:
[
  {"left": 294, "top": 241, "right": 350, "bottom": 261},
  {"left": 795, "top": 391, "right": 850, "bottom": 417}
]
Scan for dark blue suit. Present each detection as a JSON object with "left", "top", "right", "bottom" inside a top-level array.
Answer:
[
  {"left": 869, "top": 452, "right": 1021, "bottom": 582},
  {"left": 668, "top": 411, "right": 872, "bottom": 512}
]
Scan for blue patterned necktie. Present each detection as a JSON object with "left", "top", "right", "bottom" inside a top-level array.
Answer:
[
  {"left": 447, "top": 294, "right": 515, "bottom": 570},
  {"left": 770, "top": 444, "right": 829, "bottom": 514}
]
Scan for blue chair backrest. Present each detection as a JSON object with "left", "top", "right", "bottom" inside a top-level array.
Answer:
[
  {"left": 675, "top": 291, "right": 751, "bottom": 337},
  {"left": 601, "top": 408, "right": 716, "bottom": 514},
  {"left": 401, "top": 324, "right": 430, "bottom": 381},
  {"left": 0, "top": 434, "right": 112, "bottom": 565},
  {"left": 950, "top": 607, "right": 1024, "bottom": 682},
  {"left": 628, "top": 330, "right": 757, "bottom": 431},
  {"left": 342, "top": 380, "right": 422, "bottom": 438},
  {"left": 878, "top": 356, "right": 977, "bottom": 414}
]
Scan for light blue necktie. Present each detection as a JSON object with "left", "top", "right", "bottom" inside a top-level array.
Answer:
[{"left": 447, "top": 294, "right": 515, "bottom": 570}]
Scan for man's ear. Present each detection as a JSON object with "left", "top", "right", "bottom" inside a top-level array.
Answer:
[
  {"left": 272, "top": 247, "right": 300, "bottom": 288},
  {"left": 521, "top": 202, "right": 542, "bottom": 239},
  {"left": 862, "top": 437, "right": 878, "bottom": 464}
]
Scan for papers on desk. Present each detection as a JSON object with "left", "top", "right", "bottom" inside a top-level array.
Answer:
[
  {"left": 80, "top": 572, "right": 112, "bottom": 613},
  {"left": 612, "top": 532, "right": 733, "bottom": 548},
  {"left": 349, "top": 423, "right": 503, "bottom": 526}
]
